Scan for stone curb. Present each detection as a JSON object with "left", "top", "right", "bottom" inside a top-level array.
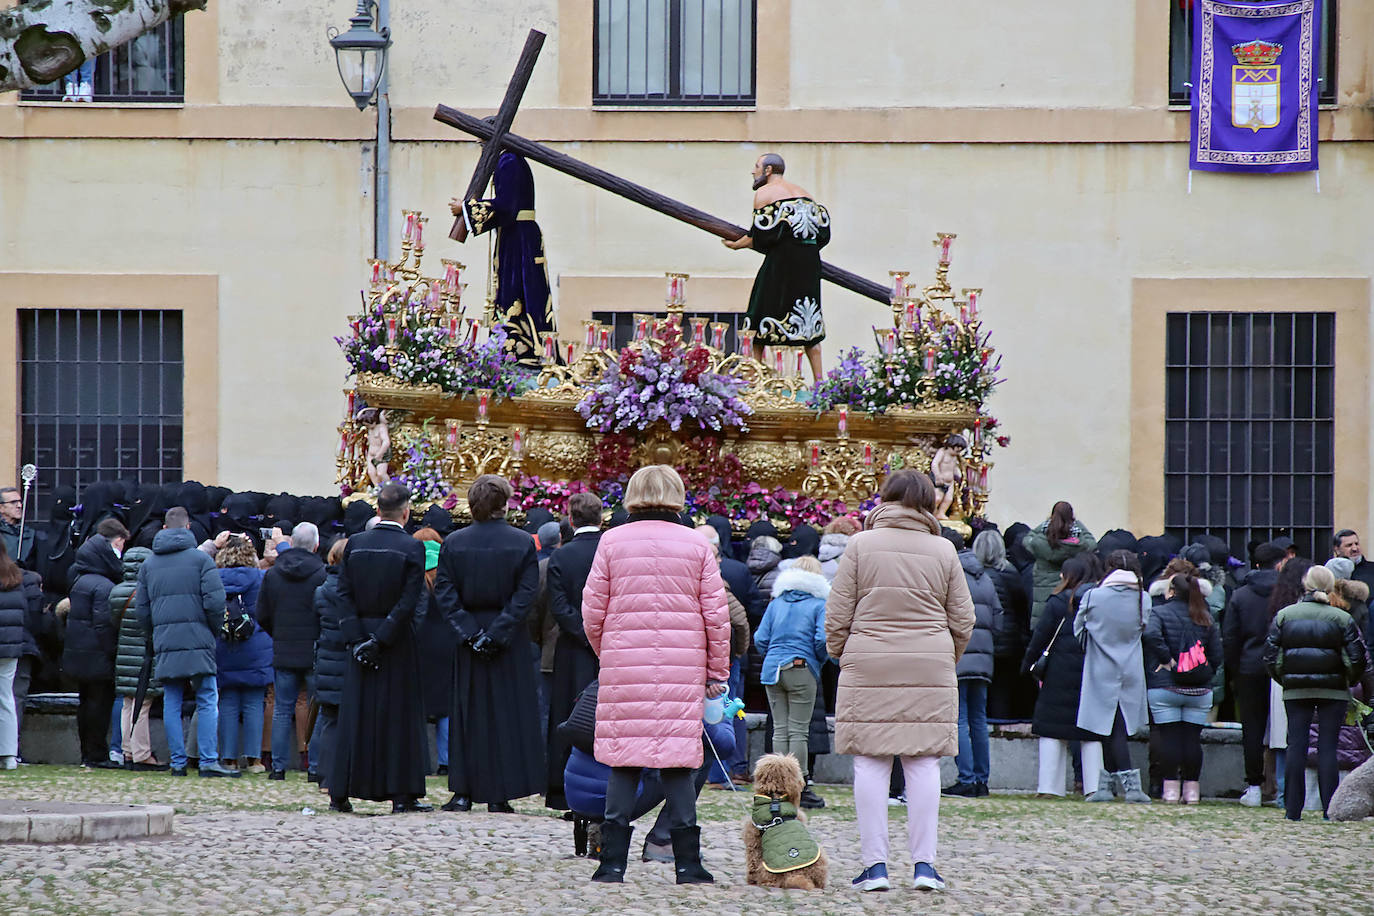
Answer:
[{"left": 0, "top": 805, "right": 174, "bottom": 844}]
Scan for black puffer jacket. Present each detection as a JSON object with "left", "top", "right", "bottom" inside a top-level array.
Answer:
[
  {"left": 955, "top": 550, "right": 1000, "bottom": 682},
  {"left": 988, "top": 564, "right": 1030, "bottom": 658},
  {"left": 113, "top": 548, "right": 157, "bottom": 698},
  {"left": 0, "top": 571, "right": 42, "bottom": 659},
  {"left": 258, "top": 546, "right": 327, "bottom": 670},
  {"left": 1143, "top": 598, "right": 1223, "bottom": 691},
  {"left": 1223, "top": 566, "right": 1277, "bottom": 676},
  {"left": 312, "top": 568, "right": 347, "bottom": 707},
  {"left": 61, "top": 535, "right": 124, "bottom": 681},
  {"left": 1264, "top": 597, "right": 1368, "bottom": 701},
  {"left": 1022, "top": 588, "right": 1094, "bottom": 741}
]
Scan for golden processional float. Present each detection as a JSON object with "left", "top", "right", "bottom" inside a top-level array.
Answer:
[{"left": 334, "top": 213, "right": 1007, "bottom": 535}]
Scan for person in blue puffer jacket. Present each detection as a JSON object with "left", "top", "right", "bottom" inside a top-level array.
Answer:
[
  {"left": 213, "top": 535, "right": 271, "bottom": 772},
  {"left": 560, "top": 680, "right": 737, "bottom": 863},
  {"left": 755, "top": 556, "right": 830, "bottom": 808}
]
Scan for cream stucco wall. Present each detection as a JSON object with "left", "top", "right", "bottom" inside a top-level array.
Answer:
[{"left": 1, "top": 0, "right": 1371, "bottom": 542}]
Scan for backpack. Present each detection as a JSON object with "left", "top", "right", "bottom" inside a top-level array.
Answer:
[
  {"left": 221, "top": 592, "right": 255, "bottom": 642},
  {"left": 1172, "top": 639, "right": 1213, "bottom": 687}
]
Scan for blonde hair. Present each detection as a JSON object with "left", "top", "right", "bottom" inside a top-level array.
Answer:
[
  {"left": 823, "top": 516, "right": 859, "bottom": 536},
  {"left": 623, "top": 465, "right": 685, "bottom": 512},
  {"left": 1302, "top": 564, "right": 1335, "bottom": 602},
  {"left": 216, "top": 535, "right": 259, "bottom": 569},
  {"left": 791, "top": 555, "right": 823, "bottom": 575}
]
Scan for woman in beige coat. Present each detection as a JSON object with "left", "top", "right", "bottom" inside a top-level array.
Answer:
[{"left": 826, "top": 470, "right": 975, "bottom": 893}]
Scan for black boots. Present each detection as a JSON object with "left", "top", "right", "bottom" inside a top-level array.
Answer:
[
  {"left": 670, "top": 825, "right": 714, "bottom": 885},
  {"left": 591, "top": 823, "right": 632, "bottom": 883}
]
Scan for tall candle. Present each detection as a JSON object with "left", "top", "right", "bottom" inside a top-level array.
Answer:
[
  {"left": 403, "top": 212, "right": 415, "bottom": 243},
  {"left": 904, "top": 300, "right": 918, "bottom": 329},
  {"left": 690, "top": 317, "right": 708, "bottom": 345},
  {"left": 925, "top": 347, "right": 936, "bottom": 374},
  {"left": 598, "top": 326, "right": 612, "bottom": 350},
  {"left": 584, "top": 321, "right": 597, "bottom": 349},
  {"left": 467, "top": 319, "right": 479, "bottom": 346},
  {"left": 511, "top": 428, "right": 523, "bottom": 457},
  {"left": 794, "top": 349, "right": 805, "bottom": 377},
  {"left": 773, "top": 348, "right": 784, "bottom": 374},
  {"left": 566, "top": 341, "right": 577, "bottom": 365},
  {"left": 369, "top": 260, "right": 383, "bottom": 289},
  {"left": 837, "top": 405, "right": 849, "bottom": 438},
  {"left": 863, "top": 442, "right": 874, "bottom": 467},
  {"left": 810, "top": 442, "right": 820, "bottom": 467},
  {"left": 959, "top": 303, "right": 969, "bottom": 324},
  {"left": 413, "top": 218, "right": 424, "bottom": 248},
  {"left": 938, "top": 235, "right": 953, "bottom": 265},
  {"left": 346, "top": 391, "right": 356, "bottom": 417},
  {"left": 449, "top": 316, "right": 460, "bottom": 338},
  {"left": 338, "top": 432, "right": 349, "bottom": 456},
  {"left": 966, "top": 289, "right": 980, "bottom": 320},
  {"left": 386, "top": 315, "right": 397, "bottom": 344},
  {"left": 710, "top": 322, "right": 727, "bottom": 350},
  {"left": 543, "top": 336, "right": 556, "bottom": 361},
  {"left": 979, "top": 466, "right": 989, "bottom": 490},
  {"left": 891, "top": 276, "right": 906, "bottom": 302},
  {"left": 973, "top": 417, "right": 983, "bottom": 445},
  {"left": 635, "top": 315, "right": 649, "bottom": 340},
  {"left": 739, "top": 330, "right": 754, "bottom": 356},
  {"left": 350, "top": 318, "right": 361, "bottom": 338},
  {"left": 884, "top": 329, "right": 897, "bottom": 357},
  {"left": 477, "top": 390, "right": 490, "bottom": 420},
  {"left": 446, "top": 419, "right": 460, "bottom": 446}
]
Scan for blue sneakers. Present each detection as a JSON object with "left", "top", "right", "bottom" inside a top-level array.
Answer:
[
  {"left": 852, "top": 862, "right": 890, "bottom": 892},
  {"left": 913, "top": 862, "right": 945, "bottom": 891}
]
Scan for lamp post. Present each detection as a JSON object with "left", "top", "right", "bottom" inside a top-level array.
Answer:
[{"left": 329, "top": 0, "right": 392, "bottom": 259}]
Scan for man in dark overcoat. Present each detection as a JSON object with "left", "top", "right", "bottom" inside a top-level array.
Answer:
[
  {"left": 544, "top": 491, "right": 604, "bottom": 809},
  {"left": 434, "top": 474, "right": 545, "bottom": 813},
  {"left": 330, "top": 483, "right": 431, "bottom": 814}
]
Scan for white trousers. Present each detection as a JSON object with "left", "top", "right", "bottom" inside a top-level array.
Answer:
[
  {"left": 0, "top": 657, "right": 17, "bottom": 758},
  {"left": 1037, "top": 737, "right": 1104, "bottom": 796},
  {"left": 853, "top": 754, "right": 940, "bottom": 868}
]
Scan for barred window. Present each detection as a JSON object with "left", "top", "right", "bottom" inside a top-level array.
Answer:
[
  {"left": 19, "top": 17, "right": 185, "bottom": 104},
  {"left": 1168, "top": 1, "right": 1337, "bottom": 106},
  {"left": 1164, "top": 312, "right": 1335, "bottom": 561},
  {"left": 19, "top": 310, "right": 184, "bottom": 521},
  {"left": 594, "top": 0, "right": 756, "bottom": 106}
]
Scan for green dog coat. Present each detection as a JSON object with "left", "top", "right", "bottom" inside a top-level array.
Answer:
[{"left": 750, "top": 795, "right": 821, "bottom": 873}]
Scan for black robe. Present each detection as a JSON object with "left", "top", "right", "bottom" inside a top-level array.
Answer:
[
  {"left": 543, "top": 530, "right": 602, "bottom": 808},
  {"left": 434, "top": 519, "right": 545, "bottom": 804},
  {"left": 742, "top": 196, "right": 831, "bottom": 347},
  {"left": 331, "top": 521, "right": 429, "bottom": 802}
]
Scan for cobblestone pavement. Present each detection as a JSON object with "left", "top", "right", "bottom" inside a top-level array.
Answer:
[{"left": 1, "top": 765, "right": 1369, "bottom": 915}]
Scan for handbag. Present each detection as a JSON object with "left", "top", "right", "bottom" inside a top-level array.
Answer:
[{"left": 1028, "top": 616, "right": 1065, "bottom": 681}]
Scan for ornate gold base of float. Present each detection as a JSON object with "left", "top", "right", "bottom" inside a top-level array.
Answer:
[{"left": 334, "top": 216, "right": 1001, "bottom": 532}]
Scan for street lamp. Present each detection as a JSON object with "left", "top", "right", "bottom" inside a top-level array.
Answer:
[{"left": 329, "top": 0, "right": 391, "bottom": 111}]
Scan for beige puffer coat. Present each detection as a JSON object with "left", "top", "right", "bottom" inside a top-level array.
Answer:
[{"left": 825, "top": 503, "right": 976, "bottom": 758}]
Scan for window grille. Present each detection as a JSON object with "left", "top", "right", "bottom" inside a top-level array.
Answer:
[
  {"left": 594, "top": 0, "right": 756, "bottom": 105},
  {"left": 1164, "top": 312, "right": 1335, "bottom": 561},
  {"left": 18, "top": 310, "right": 185, "bottom": 521},
  {"left": 19, "top": 17, "right": 185, "bottom": 104},
  {"left": 1168, "top": 1, "right": 1337, "bottom": 106},
  {"left": 592, "top": 310, "right": 747, "bottom": 352}
]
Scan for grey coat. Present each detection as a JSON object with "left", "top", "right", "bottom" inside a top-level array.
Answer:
[
  {"left": 1073, "top": 573, "right": 1149, "bottom": 736},
  {"left": 135, "top": 528, "right": 226, "bottom": 683}
]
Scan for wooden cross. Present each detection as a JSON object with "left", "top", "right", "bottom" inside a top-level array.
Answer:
[{"left": 439, "top": 30, "right": 889, "bottom": 304}]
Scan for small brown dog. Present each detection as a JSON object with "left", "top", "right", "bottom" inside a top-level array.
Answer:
[{"left": 742, "top": 754, "right": 828, "bottom": 889}]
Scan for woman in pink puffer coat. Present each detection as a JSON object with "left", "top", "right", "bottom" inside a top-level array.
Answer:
[{"left": 582, "top": 465, "right": 730, "bottom": 886}]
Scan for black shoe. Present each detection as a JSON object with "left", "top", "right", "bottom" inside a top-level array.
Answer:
[
  {"left": 435, "top": 764, "right": 448, "bottom": 776},
  {"left": 487, "top": 801, "right": 515, "bottom": 813},
  {"left": 307, "top": 771, "right": 322, "bottom": 784},
  {"left": 199, "top": 764, "right": 242, "bottom": 778},
  {"left": 669, "top": 825, "right": 714, "bottom": 885},
  {"left": 441, "top": 794, "right": 471, "bottom": 812},
  {"left": 130, "top": 761, "right": 170, "bottom": 772},
  {"left": 268, "top": 769, "right": 286, "bottom": 781},
  {"left": 391, "top": 798, "right": 434, "bottom": 814},
  {"left": 95, "top": 759, "right": 122, "bottom": 770},
  {"left": 329, "top": 798, "right": 353, "bottom": 813},
  {"left": 941, "top": 782, "right": 978, "bottom": 797},
  {"left": 975, "top": 782, "right": 990, "bottom": 797},
  {"left": 591, "top": 823, "right": 633, "bottom": 883},
  {"left": 799, "top": 784, "right": 827, "bottom": 809},
  {"left": 169, "top": 767, "right": 188, "bottom": 777}
]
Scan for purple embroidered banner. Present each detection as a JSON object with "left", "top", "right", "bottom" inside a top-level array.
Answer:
[{"left": 1191, "top": 0, "right": 1320, "bottom": 173}]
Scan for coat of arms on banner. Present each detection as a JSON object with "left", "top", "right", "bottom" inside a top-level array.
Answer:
[{"left": 1232, "top": 40, "right": 1282, "bottom": 132}]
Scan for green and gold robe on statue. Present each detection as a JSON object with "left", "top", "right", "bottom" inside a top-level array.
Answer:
[{"left": 742, "top": 197, "right": 831, "bottom": 347}]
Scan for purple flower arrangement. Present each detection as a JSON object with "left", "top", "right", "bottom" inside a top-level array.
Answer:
[
  {"left": 577, "top": 331, "right": 752, "bottom": 434},
  {"left": 810, "top": 326, "right": 1003, "bottom": 416},
  {"left": 336, "top": 300, "right": 533, "bottom": 399},
  {"left": 390, "top": 436, "right": 451, "bottom": 504}
]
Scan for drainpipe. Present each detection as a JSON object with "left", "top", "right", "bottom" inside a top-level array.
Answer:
[{"left": 374, "top": 0, "right": 391, "bottom": 260}]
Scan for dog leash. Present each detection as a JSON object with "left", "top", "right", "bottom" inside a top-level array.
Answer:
[{"left": 703, "top": 731, "right": 741, "bottom": 794}]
